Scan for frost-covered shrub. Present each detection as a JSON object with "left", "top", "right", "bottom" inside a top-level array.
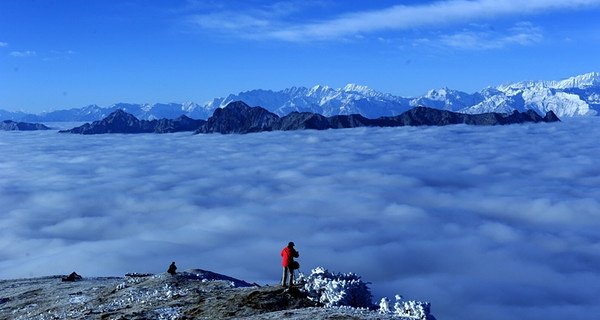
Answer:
[
  {"left": 298, "top": 266, "right": 434, "bottom": 319},
  {"left": 379, "top": 297, "right": 391, "bottom": 314},
  {"left": 298, "top": 267, "right": 373, "bottom": 308},
  {"left": 379, "top": 294, "right": 432, "bottom": 320}
]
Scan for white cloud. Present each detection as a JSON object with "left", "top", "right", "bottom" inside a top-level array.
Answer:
[
  {"left": 9, "top": 50, "right": 36, "bottom": 57},
  {"left": 270, "top": 0, "right": 600, "bottom": 41},
  {"left": 436, "top": 22, "right": 543, "bottom": 50},
  {"left": 0, "top": 41, "right": 7, "bottom": 47},
  {"left": 184, "top": 0, "right": 321, "bottom": 39},
  {"left": 189, "top": 12, "right": 271, "bottom": 33},
  {"left": 185, "top": 0, "right": 600, "bottom": 41},
  {"left": 1, "top": 118, "right": 600, "bottom": 320},
  {"left": 43, "top": 50, "right": 76, "bottom": 61}
]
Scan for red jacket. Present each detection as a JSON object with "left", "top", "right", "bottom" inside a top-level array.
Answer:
[{"left": 281, "top": 246, "right": 297, "bottom": 267}]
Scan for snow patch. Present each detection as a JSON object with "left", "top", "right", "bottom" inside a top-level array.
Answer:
[{"left": 154, "top": 306, "right": 183, "bottom": 320}]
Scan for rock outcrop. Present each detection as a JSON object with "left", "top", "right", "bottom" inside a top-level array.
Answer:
[
  {"left": 0, "top": 120, "right": 51, "bottom": 131},
  {"left": 195, "top": 101, "right": 279, "bottom": 134}
]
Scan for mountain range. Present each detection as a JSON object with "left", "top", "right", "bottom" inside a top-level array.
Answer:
[
  {"left": 2, "top": 72, "right": 598, "bottom": 121},
  {"left": 59, "top": 102, "right": 559, "bottom": 135}
]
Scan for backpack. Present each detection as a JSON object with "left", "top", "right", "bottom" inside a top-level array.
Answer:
[{"left": 290, "top": 261, "right": 300, "bottom": 270}]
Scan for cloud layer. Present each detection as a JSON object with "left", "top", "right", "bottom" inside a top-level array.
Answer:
[{"left": 1, "top": 119, "right": 600, "bottom": 320}]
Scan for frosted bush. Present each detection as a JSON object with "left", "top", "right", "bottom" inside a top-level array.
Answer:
[
  {"left": 296, "top": 266, "right": 434, "bottom": 318},
  {"left": 379, "top": 294, "right": 432, "bottom": 320},
  {"left": 379, "top": 297, "right": 391, "bottom": 314},
  {"left": 298, "top": 267, "right": 373, "bottom": 308}
]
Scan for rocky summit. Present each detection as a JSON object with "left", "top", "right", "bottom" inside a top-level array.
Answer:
[{"left": 195, "top": 101, "right": 280, "bottom": 134}]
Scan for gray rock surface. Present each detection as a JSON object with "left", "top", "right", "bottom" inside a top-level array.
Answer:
[{"left": 0, "top": 270, "right": 406, "bottom": 320}]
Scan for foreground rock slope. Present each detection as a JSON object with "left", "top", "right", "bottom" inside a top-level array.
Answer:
[{"left": 0, "top": 269, "right": 435, "bottom": 320}]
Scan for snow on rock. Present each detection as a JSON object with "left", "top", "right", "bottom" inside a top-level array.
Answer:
[
  {"left": 463, "top": 76, "right": 598, "bottom": 117},
  {"left": 549, "top": 72, "right": 600, "bottom": 89},
  {"left": 154, "top": 306, "right": 183, "bottom": 320},
  {"left": 343, "top": 83, "right": 374, "bottom": 95},
  {"left": 411, "top": 87, "right": 483, "bottom": 111},
  {"left": 522, "top": 90, "right": 593, "bottom": 117},
  {"left": 100, "top": 275, "right": 190, "bottom": 313}
]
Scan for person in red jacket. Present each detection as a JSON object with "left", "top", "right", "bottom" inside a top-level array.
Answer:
[{"left": 281, "top": 241, "right": 299, "bottom": 287}]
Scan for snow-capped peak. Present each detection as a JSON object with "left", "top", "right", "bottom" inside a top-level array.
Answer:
[
  {"left": 425, "top": 87, "right": 451, "bottom": 99},
  {"left": 342, "top": 83, "right": 371, "bottom": 94},
  {"left": 550, "top": 72, "right": 600, "bottom": 89},
  {"left": 497, "top": 72, "right": 600, "bottom": 92},
  {"left": 141, "top": 103, "right": 153, "bottom": 112},
  {"left": 182, "top": 101, "right": 200, "bottom": 112},
  {"left": 308, "top": 84, "right": 330, "bottom": 95},
  {"left": 3, "top": 71, "right": 600, "bottom": 122}
]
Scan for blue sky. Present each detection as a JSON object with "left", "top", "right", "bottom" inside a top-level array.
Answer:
[{"left": 1, "top": 0, "right": 600, "bottom": 112}]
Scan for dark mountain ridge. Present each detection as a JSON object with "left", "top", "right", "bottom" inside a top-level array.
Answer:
[
  {"left": 195, "top": 101, "right": 560, "bottom": 134},
  {"left": 60, "top": 101, "right": 560, "bottom": 135},
  {"left": 59, "top": 110, "right": 206, "bottom": 134},
  {"left": 0, "top": 120, "right": 51, "bottom": 131}
]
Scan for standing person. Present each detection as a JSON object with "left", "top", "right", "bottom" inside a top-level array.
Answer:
[
  {"left": 167, "top": 261, "right": 177, "bottom": 275},
  {"left": 281, "top": 241, "right": 299, "bottom": 287}
]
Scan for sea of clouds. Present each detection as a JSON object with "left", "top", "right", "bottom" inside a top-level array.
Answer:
[{"left": 1, "top": 118, "right": 599, "bottom": 320}]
